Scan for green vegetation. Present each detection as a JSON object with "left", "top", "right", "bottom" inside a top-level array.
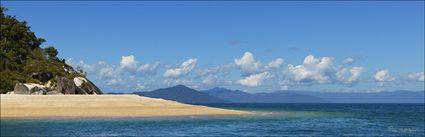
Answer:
[{"left": 0, "top": 7, "right": 83, "bottom": 93}]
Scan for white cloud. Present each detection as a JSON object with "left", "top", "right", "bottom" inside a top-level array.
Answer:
[
  {"left": 65, "top": 58, "right": 96, "bottom": 73},
  {"left": 374, "top": 70, "right": 395, "bottom": 82},
  {"left": 286, "top": 55, "right": 334, "bottom": 84},
  {"left": 201, "top": 75, "right": 218, "bottom": 85},
  {"left": 348, "top": 67, "right": 364, "bottom": 83},
  {"left": 237, "top": 72, "right": 271, "bottom": 87},
  {"left": 135, "top": 83, "right": 146, "bottom": 90},
  {"left": 77, "top": 61, "right": 96, "bottom": 73},
  {"left": 235, "top": 52, "right": 285, "bottom": 75},
  {"left": 120, "top": 55, "right": 138, "bottom": 70},
  {"left": 98, "top": 66, "right": 121, "bottom": 78},
  {"left": 163, "top": 58, "right": 197, "bottom": 78},
  {"left": 282, "top": 54, "right": 367, "bottom": 89},
  {"left": 234, "top": 52, "right": 263, "bottom": 75},
  {"left": 107, "top": 77, "right": 125, "bottom": 86},
  {"left": 343, "top": 57, "right": 355, "bottom": 65},
  {"left": 267, "top": 58, "right": 284, "bottom": 69},
  {"left": 336, "top": 67, "right": 365, "bottom": 84},
  {"left": 163, "top": 79, "right": 197, "bottom": 88},
  {"left": 407, "top": 72, "right": 424, "bottom": 81},
  {"left": 196, "top": 64, "right": 234, "bottom": 77},
  {"left": 137, "top": 62, "right": 160, "bottom": 75}
]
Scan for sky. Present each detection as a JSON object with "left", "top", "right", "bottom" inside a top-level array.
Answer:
[{"left": 2, "top": 1, "right": 424, "bottom": 93}]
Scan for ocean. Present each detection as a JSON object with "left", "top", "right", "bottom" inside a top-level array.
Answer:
[{"left": 1, "top": 103, "right": 424, "bottom": 136}]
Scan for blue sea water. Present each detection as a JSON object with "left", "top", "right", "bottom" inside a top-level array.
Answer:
[{"left": 1, "top": 103, "right": 424, "bottom": 136}]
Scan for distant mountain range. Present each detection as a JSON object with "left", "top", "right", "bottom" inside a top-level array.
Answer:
[
  {"left": 133, "top": 85, "right": 229, "bottom": 103},
  {"left": 203, "top": 87, "right": 327, "bottom": 103},
  {"left": 133, "top": 85, "right": 424, "bottom": 103}
]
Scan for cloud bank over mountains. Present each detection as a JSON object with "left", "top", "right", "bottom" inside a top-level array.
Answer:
[{"left": 66, "top": 52, "right": 424, "bottom": 93}]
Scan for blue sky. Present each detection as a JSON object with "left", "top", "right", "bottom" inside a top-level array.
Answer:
[{"left": 2, "top": 1, "right": 424, "bottom": 93}]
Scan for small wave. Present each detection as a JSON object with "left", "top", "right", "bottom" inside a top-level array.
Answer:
[
  {"left": 258, "top": 112, "right": 274, "bottom": 116},
  {"left": 388, "top": 127, "right": 415, "bottom": 133}
]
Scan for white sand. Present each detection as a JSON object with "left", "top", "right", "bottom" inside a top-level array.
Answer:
[{"left": 0, "top": 95, "right": 252, "bottom": 118}]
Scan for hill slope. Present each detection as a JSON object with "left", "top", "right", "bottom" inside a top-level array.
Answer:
[{"left": 0, "top": 7, "right": 102, "bottom": 94}]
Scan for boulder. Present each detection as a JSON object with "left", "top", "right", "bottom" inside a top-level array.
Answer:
[
  {"left": 13, "top": 83, "right": 48, "bottom": 95},
  {"left": 73, "top": 77, "right": 102, "bottom": 95},
  {"left": 75, "top": 87, "right": 88, "bottom": 94},
  {"left": 11, "top": 77, "right": 101, "bottom": 95},
  {"left": 55, "top": 77, "right": 76, "bottom": 94},
  {"left": 81, "top": 80, "right": 102, "bottom": 94},
  {"left": 73, "top": 77, "right": 87, "bottom": 87},
  {"left": 13, "top": 83, "right": 30, "bottom": 94}
]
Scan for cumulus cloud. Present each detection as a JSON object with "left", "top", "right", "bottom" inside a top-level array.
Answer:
[
  {"left": 237, "top": 72, "right": 271, "bottom": 87},
  {"left": 163, "top": 58, "right": 197, "bottom": 78},
  {"left": 374, "top": 70, "right": 395, "bottom": 82},
  {"left": 234, "top": 52, "right": 263, "bottom": 75},
  {"left": 407, "top": 72, "right": 424, "bottom": 81},
  {"left": 107, "top": 77, "right": 125, "bottom": 86},
  {"left": 343, "top": 57, "right": 355, "bottom": 65},
  {"left": 336, "top": 67, "right": 365, "bottom": 84},
  {"left": 120, "top": 55, "right": 138, "bottom": 71},
  {"left": 137, "top": 62, "right": 160, "bottom": 75},
  {"left": 96, "top": 55, "right": 162, "bottom": 79},
  {"left": 196, "top": 64, "right": 234, "bottom": 77},
  {"left": 135, "top": 83, "right": 146, "bottom": 90},
  {"left": 234, "top": 52, "right": 285, "bottom": 75},
  {"left": 163, "top": 79, "right": 199, "bottom": 89},
  {"left": 267, "top": 58, "right": 284, "bottom": 69},
  {"left": 65, "top": 58, "right": 96, "bottom": 73},
  {"left": 282, "top": 54, "right": 366, "bottom": 89},
  {"left": 201, "top": 75, "right": 219, "bottom": 85},
  {"left": 99, "top": 66, "right": 121, "bottom": 78},
  {"left": 285, "top": 55, "right": 334, "bottom": 84}
]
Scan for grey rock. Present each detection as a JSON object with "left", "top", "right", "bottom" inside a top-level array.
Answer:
[
  {"left": 30, "top": 87, "right": 47, "bottom": 95},
  {"left": 80, "top": 80, "right": 102, "bottom": 94},
  {"left": 13, "top": 83, "right": 30, "bottom": 94},
  {"left": 73, "top": 77, "right": 102, "bottom": 95},
  {"left": 55, "top": 77, "right": 76, "bottom": 94},
  {"left": 76, "top": 87, "right": 88, "bottom": 94}
]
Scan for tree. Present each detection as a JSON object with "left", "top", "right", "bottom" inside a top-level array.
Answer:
[{"left": 44, "top": 46, "right": 58, "bottom": 60}]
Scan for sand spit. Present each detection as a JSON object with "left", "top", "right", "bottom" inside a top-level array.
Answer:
[{"left": 0, "top": 95, "right": 252, "bottom": 118}]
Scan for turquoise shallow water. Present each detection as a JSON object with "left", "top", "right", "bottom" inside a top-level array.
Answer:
[{"left": 1, "top": 103, "right": 424, "bottom": 136}]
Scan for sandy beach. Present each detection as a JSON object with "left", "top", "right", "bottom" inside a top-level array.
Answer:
[{"left": 0, "top": 95, "right": 252, "bottom": 118}]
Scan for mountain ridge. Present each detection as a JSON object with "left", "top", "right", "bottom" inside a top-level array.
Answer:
[
  {"left": 133, "top": 85, "right": 230, "bottom": 104},
  {"left": 133, "top": 85, "right": 424, "bottom": 103}
]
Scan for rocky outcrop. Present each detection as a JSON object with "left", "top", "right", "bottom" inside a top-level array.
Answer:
[
  {"left": 10, "top": 76, "right": 103, "bottom": 95},
  {"left": 12, "top": 83, "right": 48, "bottom": 95},
  {"left": 55, "top": 77, "right": 76, "bottom": 94},
  {"left": 13, "top": 83, "right": 31, "bottom": 94},
  {"left": 74, "top": 77, "right": 102, "bottom": 95}
]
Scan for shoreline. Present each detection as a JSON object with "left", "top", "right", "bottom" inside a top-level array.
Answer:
[{"left": 0, "top": 95, "right": 253, "bottom": 118}]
